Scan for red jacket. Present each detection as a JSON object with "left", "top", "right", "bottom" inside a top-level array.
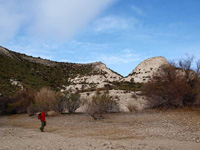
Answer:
[{"left": 38, "top": 111, "right": 46, "bottom": 121}]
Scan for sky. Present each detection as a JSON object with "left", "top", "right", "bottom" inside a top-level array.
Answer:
[{"left": 0, "top": 0, "right": 200, "bottom": 76}]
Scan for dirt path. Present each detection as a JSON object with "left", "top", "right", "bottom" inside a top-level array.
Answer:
[{"left": 0, "top": 109, "right": 200, "bottom": 150}]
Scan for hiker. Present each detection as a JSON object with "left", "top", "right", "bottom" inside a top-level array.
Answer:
[{"left": 38, "top": 111, "right": 46, "bottom": 132}]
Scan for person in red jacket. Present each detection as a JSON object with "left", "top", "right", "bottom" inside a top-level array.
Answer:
[{"left": 38, "top": 111, "right": 46, "bottom": 132}]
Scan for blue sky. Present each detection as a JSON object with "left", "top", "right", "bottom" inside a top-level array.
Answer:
[{"left": 1, "top": 0, "right": 200, "bottom": 76}]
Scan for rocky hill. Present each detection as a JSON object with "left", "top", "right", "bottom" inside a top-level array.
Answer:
[
  {"left": 124, "top": 57, "right": 169, "bottom": 83},
  {"left": 0, "top": 46, "right": 123, "bottom": 96},
  {"left": 0, "top": 46, "right": 171, "bottom": 97},
  {"left": 0, "top": 46, "right": 173, "bottom": 111}
]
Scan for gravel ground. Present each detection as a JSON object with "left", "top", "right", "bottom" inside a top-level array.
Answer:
[{"left": 0, "top": 109, "right": 200, "bottom": 150}]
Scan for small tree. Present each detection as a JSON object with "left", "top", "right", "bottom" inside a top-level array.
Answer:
[
  {"left": 27, "top": 87, "right": 57, "bottom": 115},
  {"left": 65, "top": 91, "right": 81, "bottom": 113},
  {"left": 55, "top": 92, "right": 66, "bottom": 113},
  {"left": 85, "top": 90, "right": 119, "bottom": 120},
  {"left": 11, "top": 88, "right": 36, "bottom": 114},
  {"left": 56, "top": 90, "right": 81, "bottom": 113},
  {"left": 142, "top": 56, "right": 200, "bottom": 108}
]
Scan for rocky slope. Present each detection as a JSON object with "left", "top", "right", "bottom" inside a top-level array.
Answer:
[
  {"left": 124, "top": 57, "right": 169, "bottom": 83},
  {"left": 0, "top": 46, "right": 123, "bottom": 96},
  {"left": 0, "top": 46, "right": 171, "bottom": 96}
]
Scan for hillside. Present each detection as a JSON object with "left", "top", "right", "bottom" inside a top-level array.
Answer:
[
  {"left": 0, "top": 46, "right": 123, "bottom": 96},
  {"left": 0, "top": 46, "right": 171, "bottom": 96}
]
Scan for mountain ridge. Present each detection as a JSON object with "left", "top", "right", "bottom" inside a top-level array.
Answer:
[
  {"left": 0, "top": 46, "right": 169, "bottom": 96},
  {"left": 0, "top": 46, "right": 123, "bottom": 96}
]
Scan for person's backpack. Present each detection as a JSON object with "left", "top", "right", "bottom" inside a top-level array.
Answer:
[{"left": 38, "top": 113, "right": 41, "bottom": 120}]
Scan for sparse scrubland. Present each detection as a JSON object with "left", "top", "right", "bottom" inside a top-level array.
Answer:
[
  {"left": 1, "top": 48, "right": 200, "bottom": 149},
  {"left": 0, "top": 109, "right": 200, "bottom": 150},
  {"left": 0, "top": 56, "right": 200, "bottom": 117}
]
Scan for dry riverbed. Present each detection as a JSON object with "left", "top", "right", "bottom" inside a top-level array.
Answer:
[{"left": 0, "top": 108, "right": 200, "bottom": 150}]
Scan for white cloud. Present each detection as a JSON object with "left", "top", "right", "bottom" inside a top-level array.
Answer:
[
  {"left": 131, "top": 5, "right": 145, "bottom": 16},
  {"left": 69, "top": 40, "right": 109, "bottom": 50},
  {"left": 0, "top": 1, "right": 25, "bottom": 43},
  {"left": 94, "top": 16, "right": 137, "bottom": 32},
  {"left": 4, "top": 41, "right": 56, "bottom": 60},
  {"left": 0, "top": 0, "right": 116, "bottom": 43},
  {"left": 76, "top": 48, "right": 142, "bottom": 65},
  {"left": 98, "top": 49, "right": 141, "bottom": 65},
  {"left": 31, "top": 0, "right": 116, "bottom": 40}
]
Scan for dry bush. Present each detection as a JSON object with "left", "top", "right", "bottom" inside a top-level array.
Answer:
[
  {"left": 27, "top": 87, "right": 57, "bottom": 115},
  {"left": 56, "top": 91, "right": 81, "bottom": 113},
  {"left": 55, "top": 92, "right": 66, "bottom": 113},
  {"left": 0, "top": 97, "right": 17, "bottom": 115},
  {"left": 11, "top": 89, "right": 36, "bottom": 114},
  {"left": 63, "top": 91, "right": 81, "bottom": 113},
  {"left": 85, "top": 90, "right": 119, "bottom": 120},
  {"left": 127, "top": 98, "right": 148, "bottom": 112},
  {"left": 27, "top": 103, "right": 37, "bottom": 116},
  {"left": 0, "top": 89, "right": 36, "bottom": 115},
  {"left": 142, "top": 56, "right": 200, "bottom": 108},
  {"left": 127, "top": 101, "right": 137, "bottom": 112}
]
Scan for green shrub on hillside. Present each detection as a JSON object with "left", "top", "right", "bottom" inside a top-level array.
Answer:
[{"left": 0, "top": 53, "right": 94, "bottom": 96}]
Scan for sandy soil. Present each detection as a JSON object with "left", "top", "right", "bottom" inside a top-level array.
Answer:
[{"left": 0, "top": 109, "right": 200, "bottom": 150}]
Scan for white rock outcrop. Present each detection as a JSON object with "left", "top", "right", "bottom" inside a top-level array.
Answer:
[
  {"left": 124, "top": 57, "right": 169, "bottom": 83},
  {"left": 66, "top": 62, "right": 122, "bottom": 91},
  {"left": 76, "top": 90, "right": 148, "bottom": 112}
]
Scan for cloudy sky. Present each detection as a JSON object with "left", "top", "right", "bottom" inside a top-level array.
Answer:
[{"left": 1, "top": 0, "right": 200, "bottom": 76}]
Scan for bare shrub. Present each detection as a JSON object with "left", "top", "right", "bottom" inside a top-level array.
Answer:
[
  {"left": 11, "top": 89, "right": 36, "bottom": 114},
  {"left": 64, "top": 91, "right": 81, "bottom": 113},
  {"left": 127, "top": 101, "right": 137, "bottom": 112},
  {"left": 55, "top": 92, "right": 66, "bottom": 113},
  {"left": 27, "top": 103, "right": 38, "bottom": 116},
  {"left": 85, "top": 90, "right": 119, "bottom": 120},
  {"left": 0, "top": 89, "right": 36, "bottom": 115},
  {"left": 0, "top": 97, "right": 17, "bottom": 115},
  {"left": 27, "top": 87, "right": 57, "bottom": 115},
  {"left": 127, "top": 98, "right": 148, "bottom": 112},
  {"left": 142, "top": 56, "right": 200, "bottom": 108},
  {"left": 56, "top": 91, "right": 81, "bottom": 113}
]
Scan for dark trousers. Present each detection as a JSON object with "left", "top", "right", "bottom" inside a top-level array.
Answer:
[{"left": 40, "top": 121, "right": 46, "bottom": 132}]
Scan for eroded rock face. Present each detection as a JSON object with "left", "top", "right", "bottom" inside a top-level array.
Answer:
[
  {"left": 64, "top": 57, "right": 170, "bottom": 91},
  {"left": 124, "top": 57, "right": 169, "bottom": 83},
  {"left": 66, "top": 62, "right": 122, "bottom": 91},
  {"left": 0, "top": 46, "right": 170, "bottom": 92}
]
